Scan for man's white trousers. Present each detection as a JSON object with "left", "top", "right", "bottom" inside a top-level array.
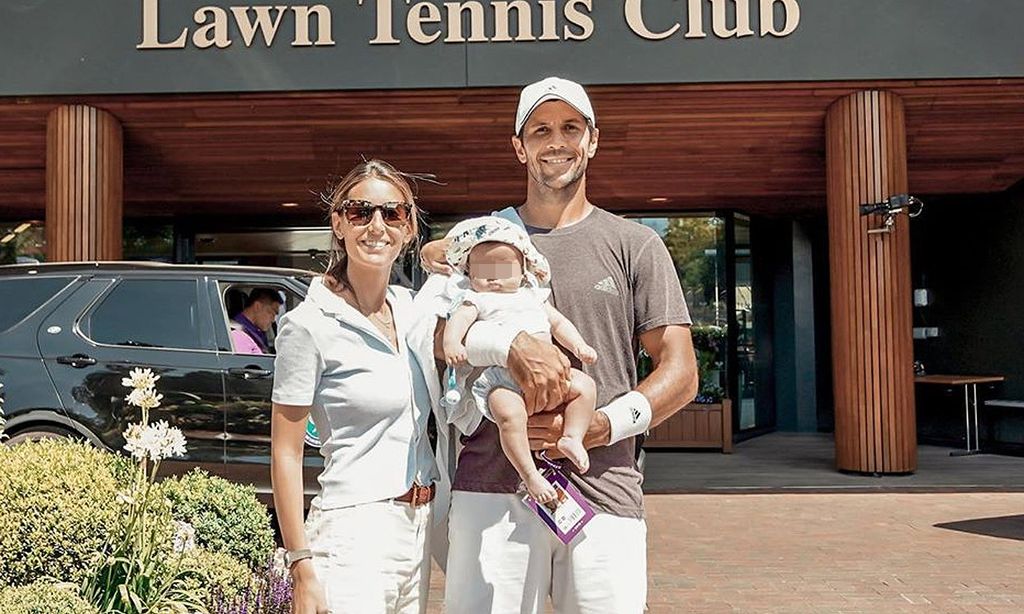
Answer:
[{"left": 445, "top": 491, "right": 647, "bottom": 614}]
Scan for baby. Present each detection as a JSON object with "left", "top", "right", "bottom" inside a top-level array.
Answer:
[{"left": 442, "top": 217, "right": 597, "bottom": 504}]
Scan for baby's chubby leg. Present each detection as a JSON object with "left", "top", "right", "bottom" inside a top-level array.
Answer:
[
  {"left": 489, "top": 387, "right": 558, "bottom": 504},
  {"left": 557, "top": 369, "right": 597, "bottom": 474}
]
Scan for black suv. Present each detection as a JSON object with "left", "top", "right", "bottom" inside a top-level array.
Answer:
[{"left": 0, "top": 262, "right": 320, "bottom": 498}]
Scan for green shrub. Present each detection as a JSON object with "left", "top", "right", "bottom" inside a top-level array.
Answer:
[
  {"left": 161, "top": 470, "right": 274, "bottom": 570},
  {"left": 0, "top": 580, "right": 100, "bottom": 614},
  {"left": 0, "top": 439, "right": 131, "bottom": 587},
  {"left": 176, "top": 547, "right": 254, "bottom": 604}
]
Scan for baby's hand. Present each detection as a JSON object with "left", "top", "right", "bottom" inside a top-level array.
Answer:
[
  {"left": 576, "top": 344, "right": 598, "bottom": 365},
  {"left": 445, "top": 345, "right": 468, "bottom": 366}
]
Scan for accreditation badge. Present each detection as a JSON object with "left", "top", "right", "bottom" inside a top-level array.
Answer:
[{"left": 520, "top": 454, "right": 595, "bottom": 545}]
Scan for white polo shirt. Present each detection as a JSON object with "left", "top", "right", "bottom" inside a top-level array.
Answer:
[{"left": 272, "top": 277, "right": 439, "bottom": 510}]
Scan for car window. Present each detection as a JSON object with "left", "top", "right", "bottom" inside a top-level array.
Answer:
[
  {"left": 0, "top": 277, "right": 74, "bottom": 333},
  {"left": 84, "top": 279, "right": 205, "bottom": 350},
  {"left": 217, "top": 282, "right": 301, "bottom": 355}
]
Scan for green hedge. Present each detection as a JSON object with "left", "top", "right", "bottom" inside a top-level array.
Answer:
[
  {"left": 0, "top": 581, "right": 100, "bottom": 614},
  {"left": 177, "top": 547, "right": 254, "bottom": 605},
  {"left": 161, "top": 469, "right": 275, "bottom": 570},
  {"left": 0, "top": 440, "right": 131, "bottom": 587}
]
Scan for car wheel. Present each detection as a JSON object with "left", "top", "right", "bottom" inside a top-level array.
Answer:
[{"left": 4, "top": 425, "right": 85, "bottom": 447}]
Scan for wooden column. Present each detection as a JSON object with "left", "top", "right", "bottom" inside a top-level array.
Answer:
[
  {"left": 45, "top": 105, "right": 123, "bottom": 261},
  {"left": 826, "top": 91, "right": 916, "bottom": 474}
]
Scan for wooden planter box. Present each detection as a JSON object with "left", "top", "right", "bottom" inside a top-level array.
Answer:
[{"left": 644, "top": 399, "right": 733, "bottom": 453}]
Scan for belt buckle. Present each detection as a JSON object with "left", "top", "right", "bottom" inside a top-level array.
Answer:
[{"left": 410, "top": 483, "right": 430, "bottom": 508}]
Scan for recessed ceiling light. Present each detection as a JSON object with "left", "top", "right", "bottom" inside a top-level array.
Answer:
[
  {"left": 648, "top": 197, "right": 670, "bottom": 203},
  {"left": 281, "top": 202, "right": 299, "bottom": 208}
]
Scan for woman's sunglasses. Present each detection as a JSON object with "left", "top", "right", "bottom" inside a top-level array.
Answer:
[{"left": 339, "top": 199, "right": 412, "bottom": 227}]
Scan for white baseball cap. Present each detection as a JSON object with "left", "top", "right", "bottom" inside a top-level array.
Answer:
[{"left": 514, "top": 77, "right": 596, "bottom": 135}]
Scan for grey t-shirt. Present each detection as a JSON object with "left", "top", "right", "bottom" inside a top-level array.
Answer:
[{"left": 452, "top": 207, "right": 692, "bottom": 518}]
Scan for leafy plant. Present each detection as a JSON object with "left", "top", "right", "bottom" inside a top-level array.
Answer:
[
  {"left": 0, "top": 581, "right": 100, "bottom": 614},
  {"left": 211, "top": 561, "right": 292, "bottom": 614},
  {"left": 176, "top": 547, "right": 254, "bottom": 605},
  {"left": 0, "top": 439, "right": 130, "bottom": 586},
  {"left": 691, "top": 325, "right": 727, "bottom": 403},
  {"left": 161, "top": 470, "right": 275, "bottom": 570},
  {"left": 80, "top": 368, "right": 206, "bottom": 614}
]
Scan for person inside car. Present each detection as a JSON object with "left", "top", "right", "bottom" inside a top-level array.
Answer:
[{"left": 229, "top": 287, "right": 283, "bottom": 354}]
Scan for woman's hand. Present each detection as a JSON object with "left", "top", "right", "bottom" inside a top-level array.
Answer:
[
  {"left": 291, "top": 560, "right": 329, "bottom": 614},
  {"left": 419, "top": 238, "right": 453, "bottom": 275}
]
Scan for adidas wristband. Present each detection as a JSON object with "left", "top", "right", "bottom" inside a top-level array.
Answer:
[{"left": 598, "top": 391, "right": 652, "bottom": 445}]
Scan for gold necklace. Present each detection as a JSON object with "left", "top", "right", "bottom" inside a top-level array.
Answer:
[
  {"left": 367, "top": 307, "right": 393, "bottom": 326},
  {"left": 332, "top": 284, "right": 393, "bottom": 327}
]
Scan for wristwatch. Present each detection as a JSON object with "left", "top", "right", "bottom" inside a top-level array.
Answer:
[{"left": 284, "top": 548, "right": 313, "bottom": 569}]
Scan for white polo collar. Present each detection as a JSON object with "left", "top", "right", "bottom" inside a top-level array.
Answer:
[{"left": 306, "top": 276, "right": 406, "bottom": 353}]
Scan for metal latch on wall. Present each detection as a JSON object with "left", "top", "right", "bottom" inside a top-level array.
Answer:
[{"left": 860, "top": 194, "right": 924, "bottom": 234}]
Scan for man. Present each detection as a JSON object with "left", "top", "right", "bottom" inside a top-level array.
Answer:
[
  {"left": 229, "top": 287, "right": 283, "bottom": 354},
  {"left": 424, "top": 77, "right": 699, "bottom": 613}
]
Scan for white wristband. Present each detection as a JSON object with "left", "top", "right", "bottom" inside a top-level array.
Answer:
[{"left": 598, "top": 391, "right": 652, "bottom": 445}]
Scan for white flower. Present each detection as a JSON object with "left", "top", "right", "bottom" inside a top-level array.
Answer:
[
  {"left": 121, "top": 368, "right": 160, "bottom": 391},
  {"left": 125, "top": 387, "right": 163, "bottom": 411},
  {"left": 123, "top": 420, "right": 187, "bottom": 461},
  {"left": 172, "top": 521, "right": 197, "bottom": 553}
]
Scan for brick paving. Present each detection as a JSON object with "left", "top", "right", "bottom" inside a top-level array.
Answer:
[{"left": 426, "top": 493, "right": 1024, "bottom": 613}]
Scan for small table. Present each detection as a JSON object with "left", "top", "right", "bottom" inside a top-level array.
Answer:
[{"left": 915, "top": 375, "right": 1005, "bottom": 456}]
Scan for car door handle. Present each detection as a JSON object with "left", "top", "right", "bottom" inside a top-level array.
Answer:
[
  {"left": 56, "top": 354, "right": 97, "bottom": 368},
  {"left": 228, "top": 367, "right": 273, "bottom": 380}
]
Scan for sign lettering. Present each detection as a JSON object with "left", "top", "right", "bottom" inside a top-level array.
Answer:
[{"left": 137, "top": 0, "right": 800, "bottom": 49}]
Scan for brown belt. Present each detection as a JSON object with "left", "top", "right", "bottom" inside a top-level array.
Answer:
[{"left": 394, "top": 483, "right": 435, "bottom": 507}]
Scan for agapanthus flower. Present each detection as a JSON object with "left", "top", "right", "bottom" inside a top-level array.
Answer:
[
  {"left": 172, "top": 521, "right": 197, "bottom": 553},
  {"left": 123, "top": 420, "right": 187, "bottom": 461},
  {"left": 125, "top": 386, "right": 163, "bottom": 411},
  {"left": 121, "top": 367, "right": 160, "bottom": 391}
]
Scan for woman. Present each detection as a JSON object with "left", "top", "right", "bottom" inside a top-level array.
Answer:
[{"left": 271, "top": 159, "right": 444, "bottom": 614}]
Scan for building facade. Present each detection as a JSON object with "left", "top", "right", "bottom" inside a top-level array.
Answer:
[{"left": 3, "top": 0, "right": 1024, "bottom": 470}]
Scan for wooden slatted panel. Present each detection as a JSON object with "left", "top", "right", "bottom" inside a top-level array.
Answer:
[
  {"left": 826, "top": 91, "right": 916, "bottom": 474},
  {"left": 3, "top": 78, "right": 1024, "bottom": 220},
  {"left": 45, "top": 105, "right": 122, "bottom": 261}
]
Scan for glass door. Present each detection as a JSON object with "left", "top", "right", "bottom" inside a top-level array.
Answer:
[{"left": 728, "top": 214, "right": 774, "bottom": 434}]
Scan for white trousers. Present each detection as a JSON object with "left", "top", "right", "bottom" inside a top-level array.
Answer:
[
  {"left": 305, "top": 499, "right": 432, "bottom": 614},
  {"left": 445, "top": 492, "right": 647, "bottom": 614}
]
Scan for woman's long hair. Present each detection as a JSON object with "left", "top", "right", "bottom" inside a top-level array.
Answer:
[{"left": 321, "top": 159, "right": 421, "bottom": 290}]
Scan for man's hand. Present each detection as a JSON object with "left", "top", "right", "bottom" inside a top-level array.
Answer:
[
  {"left": 507, "top": 331, "right": 572, "bottom": 414},
  {"left": 420, "top": 238, "right": 453, "bottom": 275},
  {"left": 527, "top": 409, "right": 611, "bottom": 456}
]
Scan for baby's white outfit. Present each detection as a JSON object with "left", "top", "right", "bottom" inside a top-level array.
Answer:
[{"left": 457, "top": 286, "right": 552, "bottom": 424}]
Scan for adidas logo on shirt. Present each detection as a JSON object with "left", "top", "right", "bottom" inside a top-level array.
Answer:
[{"left": 594, "top": 276, "right": 619, "bottom": 296}]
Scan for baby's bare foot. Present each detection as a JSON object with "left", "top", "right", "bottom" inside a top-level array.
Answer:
[
  {"left": 524, "top": 472, "right": 557, "bottom": 504},
  {"left": 557, "top": 436, "right": 590, "bottom": 474}
]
